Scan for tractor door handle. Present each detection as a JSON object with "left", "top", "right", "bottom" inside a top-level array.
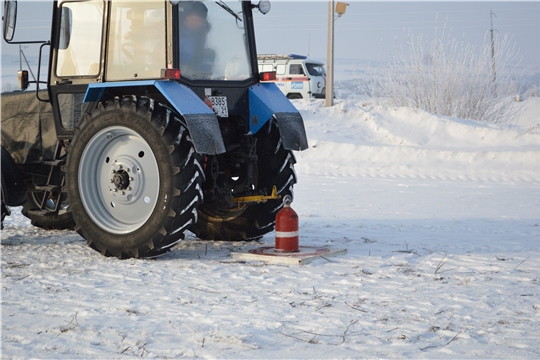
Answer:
[{"left": 56, "top": 79, "right": 73, "bottom": 85}]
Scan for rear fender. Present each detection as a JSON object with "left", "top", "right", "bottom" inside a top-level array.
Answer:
[
  {"left": 1, "top": 146, "right": 27, "bottom": 206},
  {"left": 84, "top": 81, "right": 226, "bottom": 155},
  {"left": 248, "top": 83, "right": 308, "bottom": 151}
]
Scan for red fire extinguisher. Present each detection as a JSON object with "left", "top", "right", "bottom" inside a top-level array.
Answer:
[{"left": 275, "top": 195, "right": 299, "bottom": 253}]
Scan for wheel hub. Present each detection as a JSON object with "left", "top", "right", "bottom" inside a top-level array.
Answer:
[
  {"left": 106, "top": 158, "right": 142, "bottom": 204},
  {"left": 112, "top": 169, "right": 130, "bottom": 190}
]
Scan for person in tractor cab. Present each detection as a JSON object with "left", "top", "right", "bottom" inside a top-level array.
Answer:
[{"left": 179, "top": 1, "right": 214, "bottom": 79}]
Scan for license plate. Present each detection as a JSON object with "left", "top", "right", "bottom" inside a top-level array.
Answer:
[{"left": 209, "top": 96, "right": 228, "bottom": 118}]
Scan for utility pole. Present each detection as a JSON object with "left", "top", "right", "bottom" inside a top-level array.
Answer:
[
  {"left": 490, "top": 9, "right": 497, "bottom": 97},
  {"left": 325, "top": 0, "right": 335, "bottom": 107},
  {"left": 325, "top": 2, "right": 348, "bottom": 107}
]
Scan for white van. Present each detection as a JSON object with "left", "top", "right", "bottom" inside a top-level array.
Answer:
[{"left": 257, "top": 54, "right": 326, "bottom": 99}]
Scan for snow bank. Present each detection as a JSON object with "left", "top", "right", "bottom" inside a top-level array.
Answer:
[{"left": 294, "top": 97, "right": 540, "bottom": 182}]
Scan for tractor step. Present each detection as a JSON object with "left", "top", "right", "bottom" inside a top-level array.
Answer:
[
  {"left": 42, "top": 159, "right": 65, "bottom": 166},
  {"left": 27, "top": 209, "right": 55, "bottom": 217},
  {"left": 34, "top": 184, "right": 61, "bottom": 192}
]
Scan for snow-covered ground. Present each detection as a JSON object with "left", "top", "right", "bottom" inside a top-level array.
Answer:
[{"left": 2, "top": 95, "right": 539, "bottom": 358}]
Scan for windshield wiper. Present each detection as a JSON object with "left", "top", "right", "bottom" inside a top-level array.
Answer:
[{"left": 215, "top": 1, "right": 242, "bottom": 22}]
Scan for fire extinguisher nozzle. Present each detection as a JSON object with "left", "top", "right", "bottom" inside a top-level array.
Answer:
[{"left": 283, "top": 195, "right": 292, "bottom": 207}]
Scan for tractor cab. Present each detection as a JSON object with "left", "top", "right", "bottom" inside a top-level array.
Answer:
[{"left": 52, "top": 1, "right": 256, "bottom": 82}]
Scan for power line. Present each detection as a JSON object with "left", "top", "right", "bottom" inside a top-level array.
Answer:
[
  {"left": 257, "top": 23, "right": 540, "bottom": 31},
  {"left": 346, "top": 8, "right": 540, "bottom": 16},
  {"left": 336, "top": 18, "right": 540, "bottom": 26},
  {"left": 261, "top": 16, "right": 540, "bottom": 26},
  {"left": 265, "top": 7, "right": 540, "bottom": 17}
]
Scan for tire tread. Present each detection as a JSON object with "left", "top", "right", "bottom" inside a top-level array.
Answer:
[{"left": 66, "top": 96, "right": 203, "bottom": 259}]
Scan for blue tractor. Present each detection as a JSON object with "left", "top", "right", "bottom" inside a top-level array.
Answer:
[{"left": 1, "top": 0, "right": 307, "bottom": 258}]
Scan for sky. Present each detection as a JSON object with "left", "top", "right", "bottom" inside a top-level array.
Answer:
[
  {"left": 1, "top": 1, "right": 540, "bottom": 78},
  {"left": 254, "top": 1, "right": 540, "bottom": 71}
]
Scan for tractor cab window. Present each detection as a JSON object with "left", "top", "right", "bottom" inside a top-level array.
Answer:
[
  {"left": 56, "top": 0, "right": 103, "bottom": 77},
  {"left": 106, "top": 1, "right": 166, "bottom": 81},
  {"left": 178, "top": 1, "right": 251, "bottom": 81}
]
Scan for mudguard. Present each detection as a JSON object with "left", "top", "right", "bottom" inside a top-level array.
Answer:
[
  {"left": 1, "top": 146, "right": 27, "bottom": 206},
  {"left": 84, "top": 81, "right": 226, "bottom": 155},
  {"left": 248, "top": 83, "right": 308, "bottom": 151}
]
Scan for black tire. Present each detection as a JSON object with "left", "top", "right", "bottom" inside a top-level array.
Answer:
[
  {"left": 190, "top": 120, "right": 297, "bottom": 240},
  {"left": 66, "top": 96, "right": 204, "bottom": 259},
  {"left": 21, "top": 185, "right": 75, "bottom": 230},
  {"left": 1, "top": 190, "right": 9, "bottom": 230}
]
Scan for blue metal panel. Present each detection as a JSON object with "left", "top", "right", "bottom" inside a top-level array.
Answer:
[
  {"left": 82, "top": 80, "right": 225, "bottom": 155},
  {"left": 248, "top": 83, "right": 308, "bottom": 151},
  {"left": 154, "top": 81, "right": 214, "bottom": 116},
  {"left": 84, "top": 81, "right": 214, "bottom": 115},
  {"left": 84, "top": 80, "right": 156, "bottom": 103},
  {"left": 248, "top": 82, "right": 299, "bottom": 134},
  {"left": 155, "top": 81, "right": 224, "bottom": 154}
]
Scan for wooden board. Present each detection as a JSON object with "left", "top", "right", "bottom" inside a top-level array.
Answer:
[{"left": 230, "top": 246, "right": 347, "bottom": 265}]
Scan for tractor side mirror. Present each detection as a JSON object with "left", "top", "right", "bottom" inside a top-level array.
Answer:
[
  {"left": 259, "top": 1, "right": 271, "bottom": 14},
  {"left": 3, "top": 0, "right": 17, "bottom": 42},
  {"left": 254, "top": 1, "right": 271, "bottom": 15}
]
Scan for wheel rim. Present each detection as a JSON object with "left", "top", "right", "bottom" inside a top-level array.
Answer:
[{"left": 78, "top": 126, "right": 160, "bottom": 234}]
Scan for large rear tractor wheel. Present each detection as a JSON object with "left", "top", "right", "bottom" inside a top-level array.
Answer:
[
  {"left": 66, "top": 96, "right": 203, "bottom": 259},
  {"left": 190, "top": 120, "right": 297, "bottom": 240}
]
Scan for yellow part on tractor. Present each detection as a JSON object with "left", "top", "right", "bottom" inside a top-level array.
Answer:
[{"left": 232, "top": 186, "right": 280, "bottom": 205}]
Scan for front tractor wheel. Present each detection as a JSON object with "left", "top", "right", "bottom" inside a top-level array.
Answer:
[
  {"left": 21, "top": 186, "right": 74, "bottom": 230},
  {"left": 66, "top": 97, "right": 203, "bottom": 259}
]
